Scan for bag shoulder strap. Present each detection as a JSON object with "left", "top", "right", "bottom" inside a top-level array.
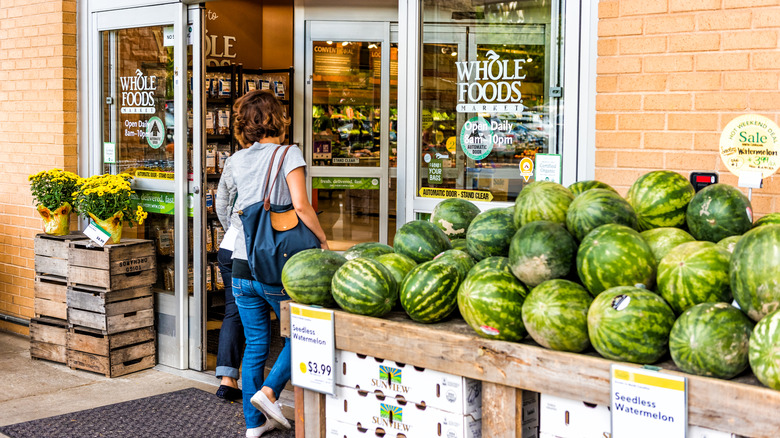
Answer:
[{"left": 262, "top": 144, "right": 294, "bottom": 210}]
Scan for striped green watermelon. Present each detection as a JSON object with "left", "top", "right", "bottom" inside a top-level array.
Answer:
[
  {"left": 331, "top": 258, "right": 397, "bottom": 317},
  {"left": 522, "top": 279, "right": 592, "bottom": 352},
  {"left": 467, "top": 256, "right": 513, "bottom": 277},
  {"left": 400, "top": 260, "right": 460, "bottom": 323},
  {"left": 587, "top": 286, "right": 675, "bottom": 364},
  {"left": 749, "top": 309, "right": 780, "bottom": 389},
  {"left": 717, "top": 235, "right": 742, "bottom": 253},
  {"left": 568, "top": 180, "right": 618, "bottom": 197},
  {"left": 434, "top": 249, "right": 475, "bottom": 281},
  {"left": 281, "top": 249, "right": 346, "bottom": 306},
  {"left": 466, "top": 207, "right": 516, "bottom": 261},
  {"left": 566, "top": 188, "right": 638, "bottom": 241},
  {"left": 508, "top": 220, "right": 577, "bottom": 287},
  {"left": 754, "top": 212, "right": 780, "bottom": 228},
  {"left": 657, "top": 241, "right": 732, "bottom": 315},
  {"left": 394, "top": 220, "right": 452, "bottom": 263},
  {"left": 513, "top": 181, "right": 574, "bottom": 228},
  {"left": 343, "top": 242, "right": 394, "bottom": 260},
  {"left": 730, "top": 224, "right": 780, "bottom": 322},
  {"left": 430, "top": 198, "right": 481, "bottom": 239},
  {"left": 670, "top": 302, "right": 753, "bottom": 379},
  {"left": 458, "top": 268, "right": 528, "bottom": 341},
  {"left": 640, "top": 227, "right": 696, "bottom": 263},
  {"left": 577, "top": 224, "right": 656, "bottom": 296},
  {"left": 450, "top": 238, "right": 468, "bottom": 251},
  {"left": 375, "top": 253, "right": 417, "bottom": 286},
  {"left": 686, "top": 184, "right": 753, "bottom": 242},
  {"left": 627, "top": 171, "right": 695, "bottom": 231}
]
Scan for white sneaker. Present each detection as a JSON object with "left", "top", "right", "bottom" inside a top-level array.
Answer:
[
  {"left": 250, "top": 391, "right": 292, "bottom": 430},
  {"left": 246, "top": 419, "right": 275, "bottom": 438}
]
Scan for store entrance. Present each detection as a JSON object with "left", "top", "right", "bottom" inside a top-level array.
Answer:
[{"left": 305, "top": 21, "right": 399, "bottom": 248}]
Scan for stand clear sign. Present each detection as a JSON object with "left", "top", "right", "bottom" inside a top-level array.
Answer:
[
  {"left": 290, "top": 303, "right": 335, "bottom": 395},
  {"left": 611, "top": 364, "right": 687, "bottom": 438}
]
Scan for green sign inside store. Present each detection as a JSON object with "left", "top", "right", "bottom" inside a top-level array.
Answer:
[{"left": 312, "top": 177, "right": 380, "bottom": 190}]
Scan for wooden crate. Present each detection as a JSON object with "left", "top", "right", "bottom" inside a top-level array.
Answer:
[
  {"left": 67, "top": 285, "right": 154, "bottom": 334},
  {"left": 34, "top": 232, "right": 86, "bottom": 279},
  {"left": 67, "top": 325, "right": 156, "bottom": 377},
  {"left": 34, "top": 276, "right": 68, "bottom": 321},
  {"left": 29, "top": 316, "right": 69, "bottom": 363},
  {"left": 68, "top": 239, "right": 155, "bottom": 291}
]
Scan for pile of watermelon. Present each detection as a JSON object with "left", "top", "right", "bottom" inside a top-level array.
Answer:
[{"left": 281, "top": 171, "right": 780, "bottom": 391}]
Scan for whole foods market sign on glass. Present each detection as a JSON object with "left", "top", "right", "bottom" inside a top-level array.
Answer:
[
  {"left": 455, "top": 50, "right": 527, "bottom": 114},
  {"left": 120, "top": 69, "right": 157, "bottom": 114}
]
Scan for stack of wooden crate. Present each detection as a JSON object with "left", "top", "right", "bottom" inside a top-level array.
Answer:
[
  {"left": 30, "top": 233, "right": 86, "bottom": 364},
  {"left": 65, "top": 239, "right": 157, "bottom": 377}
]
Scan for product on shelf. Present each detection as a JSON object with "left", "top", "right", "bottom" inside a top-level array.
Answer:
[
  {"left": 214, "top": 262, "right": 224, "bottom": 290},
  {"left": 213, "top": 222, "right": 225, "bottom": 249},
  {"left": 217, "top": 149, "right": 230, "bottom": 173},
  {"left": 217, "top": 108, "right": 231, "bottom": 135},
  {"left": 206, "top": 263, "right": 213, "bottom": 292},
  {"left": 155, "top": 225, "right": 173, "bottom": 256},
  {"left": 205, "top": 109, "right": 216, "bottom": 135},
  {"left": 206, "top": 144, "right": 217, "bottom": 174},
  {"left": 206, "top": 223, "right": 213, "bottom": 253}
]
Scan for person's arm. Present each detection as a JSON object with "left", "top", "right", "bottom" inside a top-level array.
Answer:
[
  {"left": 215, "top": 158, "right": 235, "bottom": 230},
  {"left": 287, "top": 167, "right": 329, "bottom": 250}
]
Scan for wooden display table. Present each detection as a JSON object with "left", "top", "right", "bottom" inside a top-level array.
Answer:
[{"left": 279, "top": 302, "right": 780, "bottom": 438}]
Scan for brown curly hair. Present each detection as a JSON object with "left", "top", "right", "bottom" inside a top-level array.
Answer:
[{"left": 232, "top": 90, "right": 290, "bottom": 145}]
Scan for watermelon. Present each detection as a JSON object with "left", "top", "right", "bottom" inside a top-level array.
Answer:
[
  {"left": 686, "top": 183, "right": 752, "bottom": 242},
  {"left": 626, "top": 170, "right": 695, "bottom": 231},
  {"left": 434, "top": 249, "right": 475, "bottom": 281},
  {"left": 400, "top": 260, "right": 460, "bottom": 323},
  {"left": 522, "top": 279, "right": 592, "bottom": 352},
  {"left": 343, "top": 242, "right": 394, "bottom": 260},
  {"left": 754, "top": 212, "right": 780, "bottom": 228},
  {"left": 670, "top": 302, "right": 753, "bottom": 379},
  {"left": 749, "top": 309, "right": 780, "bottom": 389},
  {"left": 331, "top": 258, "right": 397, "bottom": 317},
  {"left": 466, "top": 207, "right": 516, "bottom": 260},
  {"left": 568, "top": 180, "right": 618, "bottom": 197},
  {"left": 640, "top": 227, "right": 695, "bottom": 263},
  {"left": 587, "top": 286, "right": 675, "bottom": 364},
  {"left": 513, "top": 181, "right": 574, "bottom": 228},
  {"left": 458, "top": 268, "right": 528, "bottom": 341},
  {"left": 730, "top": 224, "right": 780, "bottom": 322},
  {"left": 393, "top": 220, "right": 452, "bottom": 263},
  {"left": 576, "top": 224, "right": 656, "bottom": 296},
  {"left": 657, "top": 241, "right": 732, "bottom": 315},
  {"left": 281, "top": 249, "right": 346, "bottom": 306},
  {"left": 467, "top": 256, "right": 513, "bottom": 277},
  {"left": 508, "top": 221, "right": 577, "bottom": 287},
  {"left": 451, "top": 238, "right": 468, "bottom": 251},
  {"left": 717, "top": 235, "right": 742, "bottom": 253},
  {"left": 430, "top": 198, "right": 481, "bottom": 239},
  {"left": 566, "top": 188, "right": 638, "bottom": 241},
  {"left": 375, "top": 252, "right": 417, "bottom": 286}
]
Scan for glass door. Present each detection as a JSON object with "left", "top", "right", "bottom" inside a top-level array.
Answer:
[
  {"left": 306, "top": 22, "right": 394, "bottom": 248},
  {"left": 91, "top": 4, "right": 202, "bottom": 370}
]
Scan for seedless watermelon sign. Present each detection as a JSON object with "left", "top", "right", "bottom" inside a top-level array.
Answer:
[{"left": 719, "top": 114, "right": 780, "bottom": 179}]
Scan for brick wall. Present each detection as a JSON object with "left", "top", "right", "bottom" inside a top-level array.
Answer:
[
  {"left": 596, "top": 0, "right": 780, "bottom": 216},
  {"left": 0, "top": 0, "right": 78, "bottom": 335}
]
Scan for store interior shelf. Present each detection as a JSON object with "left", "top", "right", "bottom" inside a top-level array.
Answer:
[{"left": 280, "top": 302, "right": 780, "bottom": 438}]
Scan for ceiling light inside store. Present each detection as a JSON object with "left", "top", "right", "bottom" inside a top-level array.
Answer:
[
  {"left": 342, "top": 41, "right": 349, "bottom": 46},
  {"left": 327, "top": 41, "right": 333, "bottom": 45},
  {"left": 451, "top": 52, "right": 458, "bottom": 56}
]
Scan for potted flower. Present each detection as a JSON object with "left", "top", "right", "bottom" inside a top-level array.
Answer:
[
  {"left": 72, "top": 173, "right": 148, "bottom": 244},
  {"left": 28, "top": 169, "right": 82, "bottom": 236}
]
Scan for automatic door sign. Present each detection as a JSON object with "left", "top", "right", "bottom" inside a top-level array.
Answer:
[
  {"left": 720, "top": 114, "right": 780, "bottom": 178},
  {"left": 146, "top": 116, "right": 165, "bottom": 149},
  {"left": 460, "top": 116, "right": 494, "bottom": 161}
]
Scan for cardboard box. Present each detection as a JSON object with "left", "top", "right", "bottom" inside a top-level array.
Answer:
[
  {"left": 689, "top": 425, "right": 742, "bottom": 438},
  {"left": 326, "top": 385, "right": 481, "bottom": 438},
  {"left": 336, "top": 350, "right": 481, "bottom": 416}
]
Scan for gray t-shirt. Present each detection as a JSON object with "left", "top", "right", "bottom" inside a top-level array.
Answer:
[{"left": 215, "top": 142, "right": 306, "bottom": 261}]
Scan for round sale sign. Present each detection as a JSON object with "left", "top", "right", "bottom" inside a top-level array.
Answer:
[
  {"left": 720, "top": 114, "right": 780, "bottom": 178},
  {"left": 460, "top": 116, "right": 494, "bottom": 161}
]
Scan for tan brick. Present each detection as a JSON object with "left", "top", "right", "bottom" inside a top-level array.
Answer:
[
  {"left": 668, "top": 113, "right": 720, "bottom": 131},
  {"left": 598, "top": 18, "right": 643, "bottom": 37},
  {"left": 669, "top": 73, "right": 722, "bottom": 91},
  {"left": 754, "top": 8, "right": 780, "bottom": 28},
  {"left": 725, "top": 0, "right": 779, "bottom": 8},
  {"left": 694, "top": 132, "right": 722, "bottom": 151},
  {"left": 595, "top": 150, "right": 617, "bottom": 167},
  {"left": 724, "top": 72, "right": 779, "bottom": 90},
  {"left": 644, "top": 93, "right": 693, "bottom": 111},
  {"left": 599, "top": 0, "right": 620, "bottom": 18},
  {"left": 617, "top": 151, "right": 665, "bottom": 168},
  {"left": 669, "top": 34, "right": 721, "bottom": 52},
  {"left": 664, "top": 152, "right": 718, "bottom": 171},
  {"left": 596, "top": 94, "right": 643, "bottom": 111},
  {"left": 618, "top": 74, "right": 668, "bottom": 92},
  {"left": 597, "top": 76, "right": 619, "bottom": 93},
  {"left": 751, "top": 195, "right": 775, "bottom": 218},
  {"left": 597, "top": 56, "right": 642, "bottom": 74},
  {"left": 598, "top": 38, "right": 618, "bottom": 56},
  {"left": 619, "top": 113, "right": 666, "bottom": 130},
  {"left": 698, "top": 11, "right": 752, "bottom": 31},
  {"left": 644, "top": 54, "right": 693, "bottom": 72},
  {"left": 596, "top": 132, "right": 643, "bottom": 149},
  {"left": 594, "top": 169, "right": 646, "bottom": 190},
  {"left": 670, "top": 0, "right": 722, "bottom": 11},
  {"left": 749, "top": 92, "right": 780, "bottom": 110},
  {"left": 695, "top": 92, "right": 749, "bottom": 110},
  {"left": 753, "top": 51, "right": 780, "bottom": 70},
  {"left": 596, "top": 113, "right": 617, "bottom": 130},
  {"left": 619, "top": 36, "right": 667, "bottom": 55},
  {"left": 646, "top": 15, "right": 696, "bottom": 34},
  {"left": 645, "top": 132, "right": 694, "bottom": 150},
  {"left": 722, "top": 31, "right": 778, "bottom": 50},
  {"left": 696, "top": 53, "right": 750, "bottom": 71},
  {"left": 621, "top": 0, "right": 668, "bottom": 16}
]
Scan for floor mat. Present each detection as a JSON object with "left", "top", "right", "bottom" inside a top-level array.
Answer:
[{"left": 0, "top": 387, "right": 295, "bottom": 438}]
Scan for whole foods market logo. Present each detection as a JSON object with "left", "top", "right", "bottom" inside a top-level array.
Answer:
[
  {"left": 120, "top": 69, "right": 158, "bottom": 114},
  {"left": 460, "top": 116, "right": 493, "bottom": 160},
  {"left": 456, "top": 50, "right": 527, "bottom": 114}
]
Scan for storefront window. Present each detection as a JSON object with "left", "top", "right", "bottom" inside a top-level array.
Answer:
[{"left": 420, "top": 0, "right": 562, "bottom": 203}]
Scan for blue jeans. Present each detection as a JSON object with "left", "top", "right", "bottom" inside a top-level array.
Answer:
[
  {"left": 216, "top": 249, "right": 244, "bottom": 380},
  {"left": 233, "top": 277, "right": 291, "bottom": 428}
]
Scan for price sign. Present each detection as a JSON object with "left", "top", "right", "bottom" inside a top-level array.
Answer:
[
  {"left": 290, "top": 303, "right": 335, "bottom": 395},
  {"left": 611, "top": 365, "right": 687, "bottom": 438},
  {"left": 83, "top": 222, "right": 111, "bottom": 247}
]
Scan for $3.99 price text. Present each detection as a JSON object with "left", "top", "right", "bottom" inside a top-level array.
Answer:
[{"left": 300, "top": 361, "right": 331, "bottom": 376}]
